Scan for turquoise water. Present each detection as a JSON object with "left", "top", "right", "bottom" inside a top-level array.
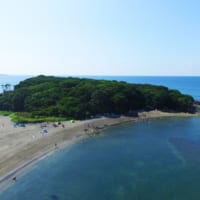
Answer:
[{"left": 1, "top": 117, "right": 200, "bottom": 199}]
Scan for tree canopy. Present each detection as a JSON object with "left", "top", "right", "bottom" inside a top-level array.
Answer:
[{"left": 0, "top": 75, "right": 195, "bottom": 119}]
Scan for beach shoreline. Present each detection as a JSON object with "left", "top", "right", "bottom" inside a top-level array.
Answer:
[{"left": 0, "top": 110, "right": 198, "bottom": 190}]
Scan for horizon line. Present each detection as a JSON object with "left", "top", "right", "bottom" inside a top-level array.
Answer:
[{"left": 1, "top": 74, "right": 200, "bottom": 77}]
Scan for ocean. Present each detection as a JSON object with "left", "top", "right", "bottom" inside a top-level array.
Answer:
[
  {"left": 82, "top": 76, "right": 200, "bottom": 101},
  {"left": 0, "top": 75, "right": 199, "bottom": 100},
  {"left": 1, "top": 118, "right": 200, "bottom": 200},
  {"left": 0, "top": 75, "right": 200, "bottom": 200},
  {"left": 0, "top": 75, "right": 31, "bottom": 92}
]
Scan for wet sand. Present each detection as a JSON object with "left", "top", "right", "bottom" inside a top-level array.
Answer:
[{"left": 0, "top": 110, "right": 197, "bottom": 189}]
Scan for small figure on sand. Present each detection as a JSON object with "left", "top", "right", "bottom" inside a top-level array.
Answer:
[
  {"left": 40, "top": 128, "right": 48, "bottom": 135},
  {"left": 54, "top": 143, "right": 59, "bottom": 149},
  {"left": 52, "top": 123, "right": 58, "bottom": 128},
  {"left": 12, "top": 176, "right": 17, "bottom": 181}
]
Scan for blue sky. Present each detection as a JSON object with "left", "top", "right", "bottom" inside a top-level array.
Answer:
[{"left": 0, "top": 0, "right": 200, "bottom": 76}]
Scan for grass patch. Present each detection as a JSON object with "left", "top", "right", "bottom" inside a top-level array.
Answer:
[
  {"left": 0, "top": 111, "right": 13, "bottom": 116},
  {"left": 1, "top": 111, "right": 67, "bottom": 123}
]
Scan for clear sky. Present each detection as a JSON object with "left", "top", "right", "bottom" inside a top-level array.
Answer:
[{"left": 0, "top": 0, "right": 200, "bottom": 76}]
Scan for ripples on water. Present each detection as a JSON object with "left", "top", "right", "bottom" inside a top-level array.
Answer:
[{"left": 1, "top": 117, "right": 200, "bottom": 200}]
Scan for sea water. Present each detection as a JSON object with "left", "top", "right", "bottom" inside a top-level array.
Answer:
[
  {"left": 0, "top": 75, "right": 200, "bottom": 100},
  {"left": 0, "top": 75, "right": 200, "bottom": 199},
  {"left": 81, "top": 76, "right": 200, "bottom": 100},
  {"left": 1, "top": 117, "right": 200, "bottom": 200},
  {"left": 0, "top": 75, "right": 31, "bottom": 92}
]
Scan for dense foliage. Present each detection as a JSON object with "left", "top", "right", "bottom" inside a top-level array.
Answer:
[{"left": 0, "top": 75, "right": 195, "bottom": 119}]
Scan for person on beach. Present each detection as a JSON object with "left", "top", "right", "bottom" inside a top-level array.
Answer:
[{"left": 54, "top": 143, "right": 59, "bottom": 149}]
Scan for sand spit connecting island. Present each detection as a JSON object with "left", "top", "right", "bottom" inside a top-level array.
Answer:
[{"left": 0, "top": 110, "right": 198, "bottom": 189}]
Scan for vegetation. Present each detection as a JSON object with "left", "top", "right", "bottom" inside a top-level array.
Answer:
[
  {"left": 9, "top": 112, "right": 67, "bottom": 123},
  {"left": 0, "top": 75, "right": 195, "bottom": 121}
]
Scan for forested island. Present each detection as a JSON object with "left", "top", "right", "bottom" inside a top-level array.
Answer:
[{"left": 0, "top": 75, "right": 195, "bottom": 121}]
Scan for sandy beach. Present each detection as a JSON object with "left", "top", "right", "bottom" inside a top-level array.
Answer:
[{"left": 0, "top": 110, "right": 198, "bottom": 189}]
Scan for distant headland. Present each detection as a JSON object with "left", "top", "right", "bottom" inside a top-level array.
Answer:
[
  {"left": 0, "top": 75, "right": 198, "bottom": 189},
  {"left": 0, "top": 75, "right": 195, "bottom": 122}
]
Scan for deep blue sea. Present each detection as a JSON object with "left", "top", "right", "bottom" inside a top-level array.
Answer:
[
  {"left": 0, "top": 75, "right": 199, "bottom": 100},
  {"left": 0, "top": 75, "right": 200, "bottom": 200},
  {"left": 82, "top": 76, "right": 200, "bottom": 100}
]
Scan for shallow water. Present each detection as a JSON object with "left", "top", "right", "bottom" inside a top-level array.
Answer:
[{"left": 1, "top": 117, "right": 200, "bottom": 200}]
